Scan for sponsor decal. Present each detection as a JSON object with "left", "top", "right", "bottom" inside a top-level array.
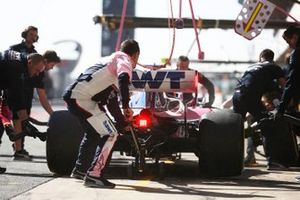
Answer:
[
  {"left": 132, "top": 71, "right": 185, "bottom": 89},
  {"left": 103, "top": 120, "right": 113, "bottom": 134}
]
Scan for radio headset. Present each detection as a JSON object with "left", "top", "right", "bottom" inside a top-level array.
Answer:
[{"left": 21, "top": 26, "right": 39, "bottom": 42}]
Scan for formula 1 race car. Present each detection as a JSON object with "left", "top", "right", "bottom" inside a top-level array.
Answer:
[{"left": 45, "top": 69, "right": 244, "bottom": 178}]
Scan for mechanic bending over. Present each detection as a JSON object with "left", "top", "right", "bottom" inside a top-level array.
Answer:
[
  {"left": 9, "top": 26, "right": 61, "bottom": 160},
  {"left": 232, "top": 49, "right": 286, "bottom": 169},
  {"left": 63, "top": 39, "right": 140, "bottom": 189},
  {"left": 171, "top": 55, "right": 215, "bottom": 107},
  {"left": 0, "top": 51, "right": 45, "bottom": 173},
  {"left": 12, "top": 50, "right": 60, "bottom": 161},
  {"left": 34, "top": 50, "right": 61, "bottom": 116},
  {"left": 0, "top": 50, "right": 60, "bottom": 161},
  {"left": 0, "top": 25, "right": 39, "bottom": 157}
]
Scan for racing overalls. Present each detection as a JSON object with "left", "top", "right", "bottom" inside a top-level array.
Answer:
[
  {"left": 10, "top": 41, "right": 37, "bottom": 55},
  {"left": 9, "top": 41, "right": 38, "bottom": 149},
  {"left": 10, "top": 41, "right": 38, "bottom": 114},
  {"left": 278, "top": 40, "right": 300, "bottom": 113},
  {"left": 0, "top": 50, "right": 28, "bottom": 114},
  {"left": 0, "top": 51, "right": 28, "bottom": 141},
  {"left": 232, "top": 62, "right": 285, "bottom": 164},
  {"left": 63, "top": 51, "right": 132, "bottom": 177},
  {"left": 233, "top": 62, "right": 284, "bottom": 121}
]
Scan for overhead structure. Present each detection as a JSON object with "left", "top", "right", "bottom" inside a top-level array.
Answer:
[
  {"left": 93, "top": 0, "right": 299, "bottom": 64},
  {"left": 93, "top": 15, "right": 298, "bottom": 30},
  {"left": 100, "top": 0, "right": 135, "bottom": 57},
  {"left": 104, "top": 0, "right": 206, "bottom": 62}
]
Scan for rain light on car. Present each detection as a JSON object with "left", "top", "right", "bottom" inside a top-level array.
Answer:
[
  {"left": 136, "top": 109, "right": 152, "bottom": 128},
  {"left": 138, "top": 118, "right": 149, "bottom": 128}
]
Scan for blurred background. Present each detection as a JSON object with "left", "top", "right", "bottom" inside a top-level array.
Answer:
[{"left": 0, "top": 0, "right": 299, "bottom": 106}]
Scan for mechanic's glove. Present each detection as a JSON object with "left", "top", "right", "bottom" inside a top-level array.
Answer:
[
  {"left": 123, "top": 108, "right": 133, "bottom": 122},
  {"left": 4, "top": 124, "right": 25, "bottom": 142},
  {"left": 124, "top": 124, "right": 132, "bottom": 132},
  {"left": 22, "top": 120, "right": 38, "bottom": 138},
  {"left": 22, "top": 120, "right": 47, "bottom": 141},
  {"left": 115, "top": 121, "right": 132, "bottom": 134}
]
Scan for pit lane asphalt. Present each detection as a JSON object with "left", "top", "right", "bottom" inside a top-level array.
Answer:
[{"left": 0, "top": 104, "right": 300, "bottom": 200}]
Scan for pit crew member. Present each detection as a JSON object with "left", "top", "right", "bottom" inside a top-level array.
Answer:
[
  {"left": 232, "top": 49, "right": 286, "bottom": 169},
  {"left": 277, "top": 25, "right": 300, "bottom": 182},
  {"left": 0, "top": 50, "right": 45, "bottom": 164},
  {"left": 63, "top": 39, "right": 140, "bottom": 188}
]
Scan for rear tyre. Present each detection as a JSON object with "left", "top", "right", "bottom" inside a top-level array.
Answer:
[
  {"left": 127, "top": 161, "right": 135, "bottom": 179},
  {"left": 46, "top": 110, "right": 84, "bottom": 176},
  {"left": 198, "top": 109, "right": 244, "bottom": 177},
  {"left": 158, "top": 161, "right": 165, "bottom": 180}
]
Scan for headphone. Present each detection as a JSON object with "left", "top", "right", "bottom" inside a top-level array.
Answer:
[{"left": 21, "top": 26, "right": 39, "bottom": 42}]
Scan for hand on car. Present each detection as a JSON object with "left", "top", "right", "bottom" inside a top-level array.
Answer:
[
  {"left": 124, "top": 124, "right": 132, "bottom": 132},
  {"left": 123, "top": 108, "right": 133, "bottom": 122}
]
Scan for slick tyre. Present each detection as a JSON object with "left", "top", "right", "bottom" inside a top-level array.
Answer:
[
  {"left": 46, "top": 110, "right": 84, "bottom": 176},
  {"left": 198, "top": 109, "right": 244, "bottom": 177}
]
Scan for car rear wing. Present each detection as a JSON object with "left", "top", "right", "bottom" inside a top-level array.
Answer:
[{"left": 130, "top": 69, "right": 198, "bottom": 93}]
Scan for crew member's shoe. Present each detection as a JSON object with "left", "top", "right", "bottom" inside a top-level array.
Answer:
[
  {"left": 0, "top": 166, "right": 6, "bottom": 174},
  {"left": 244, "top": 158, "right": 258, "bottom": 167},
  {"left": 267, "top": 162, "right": 287, "bottom": 170},
  {"left": 295, "top": 176, "right": 300, "bottom": 183},
  {"left": 70, "top": 168, "right": 86, "bottom": 180},
  {"left": 13, "top": 149, "right": 32, "bottom": 161},
  {"left": 84, "top": 175, "right": 116, "bottom": 188}
]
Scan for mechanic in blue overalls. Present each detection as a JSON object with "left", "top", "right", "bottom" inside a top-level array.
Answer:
[
  {"left": 232, "top": 49, "right": 286, "bottom": 169},
  {"left": 276, "top": 25, "right": 300, "bottom": 183},
  {"left": 0, "top": 50, "right": 45, "bottom": 174},
  {"left": 277, "top": 25, "right": 300, "bottom": 116},
  {"left": 1, "top": 49, "right": 60, "bottom": 161},
  {"left": 0, "top": 26, "right": 39, "bottom": 159},
  {"left": 63, "top": 39, "right": 140, "bottom": 188}
]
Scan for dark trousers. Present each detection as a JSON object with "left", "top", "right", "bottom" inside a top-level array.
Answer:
[
  {"left": 233, "top": 91, "right": 272, "bottom": 163},
  {"left": 232, "top": 91, "right": 266, "bottom": 121},
  {"left": 65, "top": 99, "right": 112, "bottom": 174}
]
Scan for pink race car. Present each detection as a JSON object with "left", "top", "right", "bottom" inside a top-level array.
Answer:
[{"left": 46, "top": 69, "right": 244, "bottom": 178}]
